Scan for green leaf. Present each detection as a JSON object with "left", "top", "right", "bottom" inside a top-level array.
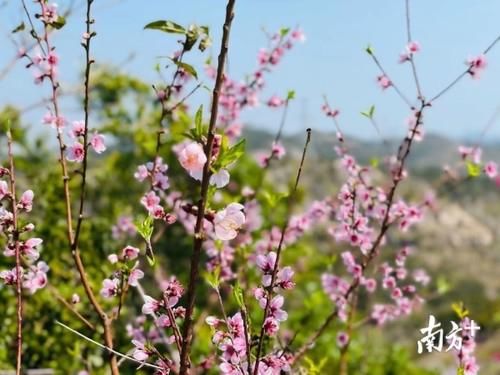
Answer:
[
  {"left": 194, "top": 105, "right": 203, "bottom": 138},
  {"left": 452, "top": 302, "right": 469, "bottom": 320},
  {"left": 51, "top": 16, "right": 66, "bottom": 30},
  {"left": 12, "top": 22, "right": 25, "bottom": 33},
  {"left": 365, "top": 44, "right": 374, "bottom": 55},
  {"left": 466, "top": 161, "right": 481, "bottom": 178},
  {"left": 370, "top": 157, "right": 379, "bottom": 168},
  {"left": 204, "top": 267, "right": 220, "bottom": 289},
  {"left": 144, "top": 20, "right": 185, "bottom": 34},
  {"left": 232, "top": 282, "right": 245, "bottom": 308},
  {"left": 170, "top": 58, "right": 198, "bottom": 80},
  {"left": 136, "top": 216, "right": 154, "bottom": 241},
  {"left": 361, "top": 105, "right": 375, "bottom": 119},
  {"left": 286, "top": 90, "right": 296, "bottom": 101},
  {"left": 279, "top": 27, "right": 290, "bottom": 38},
  {"left": 261, "top": 191, "right": 288, "bottom": 208},
  {"left": 436, "top": 276, "right": 450, "bottom": 294},
  {"left": 218, "top": 139, "right": 246, "bottom": 168}
]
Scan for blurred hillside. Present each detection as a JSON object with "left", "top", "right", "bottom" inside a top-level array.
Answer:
[{"left": 246, "top": 126, "right": 500, "bottom": 374}]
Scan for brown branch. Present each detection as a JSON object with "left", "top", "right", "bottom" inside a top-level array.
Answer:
[
  {"left": 20, "top": 1, "right": 119, "bottom": 372},
  {"left": 51, "top": 286, "right": 95, "bottom": 330},
  {"left": 253, "top": 128, "right": 312, "bottom": 375},
  {"left": 179, "top": 1, "right": 237, "bottom": 373}
]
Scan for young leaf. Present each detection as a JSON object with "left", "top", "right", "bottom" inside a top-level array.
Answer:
[
  {"left": 218, "top": 139, "right": 246, "bottom": 168},
  {"left": 12, "top": 22, "right": 25, "bottom": 33},
  {"left": 144, "top": 20, "right": 185, "bottom": 34},
  {"left": 232, "top": 282, "right": 245, "bottom": 308},
  {"left": 136, "top": 216, "right": 154, "bottom": 241},
  {"left": 279, "top": 27, "right": 290, "bottom": 38},
  {"left": 170, "top": 58, "right": 198, "bottom": 80},
  {"left": 466, "top": 161, "right": 481, "bottom": 178},
  {"left": 204, "top": 267, "right": 221, "bottom": 289},
  {"left": 51, "top": 16, "right": 66, "bottom": 30},
  {"left": 194, "top": 105, "right": 203, "bottom": 138},
  {"left": 287, "top": 90, "right": 296, "bottom": 101},
  {"left": 365, "top": 44, "right": 374, "bottom": 55},
  {"left": 361, "top": 105, "right": 375, "bottom": 119},
  {"left": 452, "top": 302, "right": 469, "bottom": 320}
]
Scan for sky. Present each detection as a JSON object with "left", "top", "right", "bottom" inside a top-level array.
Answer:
[{"left": 1, "top": 0, "right": 500, "bottom": 142}]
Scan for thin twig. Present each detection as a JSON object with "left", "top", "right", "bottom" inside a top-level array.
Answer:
[
  {"left": 429, "top": 34, "right": 500, "bottom": 103},
  {"left": 405, "top": 0, "right": 423, "bottom": 98},
  {"left": 178, "top": 1, "right": 237, "bottom": 373},
  {"left": 55, "top": 321, "right": 163, "bottom": 370},
  {"left": 369, "top": 53, "right": 412, "bottom": 108},
  {"left": 7, "top": 127, "right": 23, "bottom": 375},
  {"left": 253, "top": 129, "right": 312, "bottom": 375}
]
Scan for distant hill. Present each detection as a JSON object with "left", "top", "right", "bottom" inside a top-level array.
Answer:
[{"left": 244, "top": 127, "right": 500, "bottom": 169}]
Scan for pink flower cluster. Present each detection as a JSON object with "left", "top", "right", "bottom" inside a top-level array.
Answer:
[
  {"left": 66, "top": 121, "right": 106, "bottom": 163},
  {"left": 208, "top": 27, "right": 304, "bottom": 139},
  {"left": 128, "top": 277, "right": 185, "bottom": 372},
  {"left": 0, "top": 173, "right": 47, "bottom": 294},
  {"left": 453, "top": 317, "right": 480, "bottom": 375},
  {"left": 207, "top": 311, "right": 292, "bottom": 374},
  {"left": 100, "top": 245, "right": 144, "bottom": 298},
  {"left": 458, "top": 145, "right": 499, "bottom": 182},
  {"left": 371, "top": 247, "right": 427, "bottom": 325},
  {"left": 135, "top": 157, "right": 177, "bottom": 223}
]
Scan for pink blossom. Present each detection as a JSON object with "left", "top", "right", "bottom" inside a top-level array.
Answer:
[
  {"left": 128, "top": 268, "right": 144, "bottom": 287},
  {"left": 71, "top": 293, "right": 80, "bottom": 304},
  {"left": 0, "top": 268, "right": 19, "bottom": 285},
  {"left": 142, "top": 295, "right": 161, "bottom": 315},
  {"left": 178, "top": 142, "right": 207, "bottom": 178},
  {"left": 47, "top": 51, "right": 59, "bottom": 66},
  {"left": 163, "top": 277, "right": 184, "bottom": 307},
  {"left": 322, "top": 104, "right": 339, "bottom": 118},
  {"left": 377, "top": 75, "right": 392, "bottom": 90},
  {"left": 256, "top": 252, "right": 277, "bottom": 274},
  {"left": 140, "top": 191, "right": 160, "bottom": 212},
  {"left": 70, "top": 121, "right": 85, "bottom": 138},
  {"left": 122, "top": 245, "right": 140, "bottom": 260},
  {"left": 19, "top": 190, "right": 34, "bottom": 212},
  {"left": 266, "top": 295, "right": 288, "bottom": 321},
  {"left": 90, "top": 132, "right": 106, "bottom": 154},
  {"left": 214, "top": 203, "right": 245, "bottom": 241},
  {"left": 0, "top": 181, "right": 9, "bottom": 200},
  {"left": 263, "top": 317, "right": 280, "bottom": 336},
  {"left": 100, "top": 278, "right": 119, "bottom": 298},
  {"left": 467, "top": 54, "right": 487, "bottom": 79},
  {"left": 406, "top": 41, "right": 420, "bottom": 54},
  {"left": 271, "top": 142, "right": 286, "bottom": 159},
  {"left": 484, "top": 161, "right": 498, "bottom": 179},
  {"left": 131, "top": 340, "right": 150, "bottom": 361},
  {"left": 134, "top": 165, "right": 149, "bottom": 182},
  {"left": 336, "top": 331, "right": 349, "bottom": 348},
  {"left": 66, "top": 142, "right": 85, "bottom": 163},
  {"left": 291, "top": 28, "right": 306, "bottom": 42},
  {"left": 23, "top": 261, "right": 49, "bottom": 294},
  {"left": 267, "top": 95, "right": 284, "bottom": 107},
  {"left": 209, "top": 169, "right": 230, "bottom": 188}
]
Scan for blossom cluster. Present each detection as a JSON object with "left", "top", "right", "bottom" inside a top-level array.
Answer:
[
  {"left": 0, "top": 170, "right": 47, "bottom": 294},
  {"left": 207, "top": 27, "right": 304, "bottom": 139}
]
